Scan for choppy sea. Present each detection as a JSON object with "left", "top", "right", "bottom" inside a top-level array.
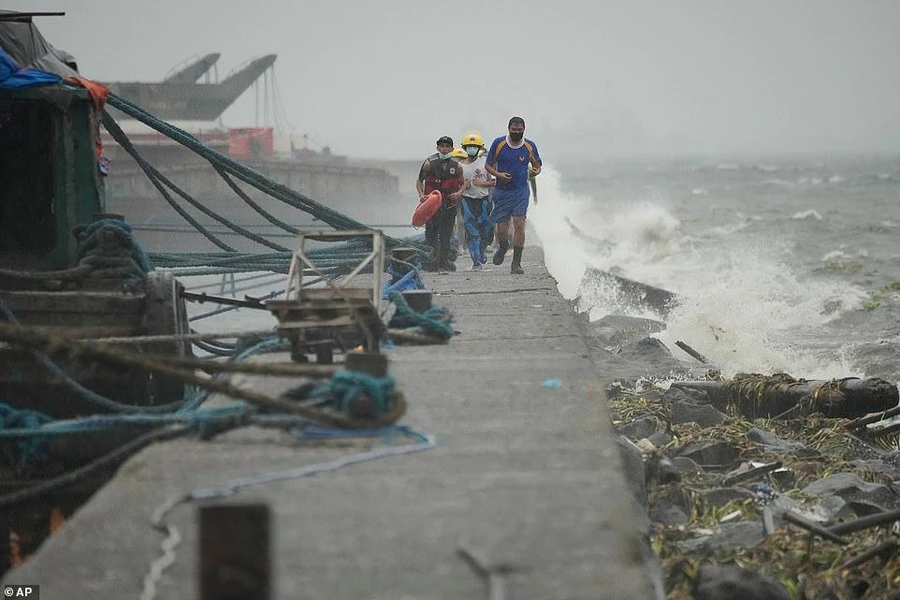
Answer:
[
  {"left": 531, "top": 156, "right": 900, "bottom": 383},
  {"left": 134, "top": 154, "right": 900, "bottom": 385}
]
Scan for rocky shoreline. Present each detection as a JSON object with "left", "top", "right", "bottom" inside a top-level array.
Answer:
[{"left": 573, "top": 305, "right": 900, "bottom": 600}]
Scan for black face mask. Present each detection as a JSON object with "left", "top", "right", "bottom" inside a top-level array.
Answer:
[{"left": 509, "top": 132, "right": 523, "bottom": 142}]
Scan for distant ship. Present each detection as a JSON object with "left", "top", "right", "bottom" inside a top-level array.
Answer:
[
  {"left": 103, "top": 53, "right": 276, "bottom": 121},
  {"left": 100, "top": 53, "right": 399, "bottom": 234}
]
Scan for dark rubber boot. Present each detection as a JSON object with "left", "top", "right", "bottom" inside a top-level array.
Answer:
[
  {"left": 492, "top": 242, "right": 508, "bottom": 266},
  {"left": 510, "top": 246, "right": 524, "bottom": 274}
]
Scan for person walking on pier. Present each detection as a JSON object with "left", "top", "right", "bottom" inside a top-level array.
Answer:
[
  {"left": 484, "top": 117, "right": 542, "bottom": 274},
  {"left": 416, "top": 136, "right": 464, "bottom": 271},
  {"left": 458, "top": 131, "right": 496, "bottom": 270}
]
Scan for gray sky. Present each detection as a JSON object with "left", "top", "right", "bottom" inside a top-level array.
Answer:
[{"left": 9, "top": 0, "right": 900, "bottom": 159}]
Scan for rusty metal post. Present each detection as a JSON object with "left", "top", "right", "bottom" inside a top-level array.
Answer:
[
  {"left": 199, "top": 503, "right": 271, "bottom": 600},
  {"left": 343, "top": 352, "right": 389, "bottom": 419},
  {"left": 390, "top": 247, "right": 420, "bottom": 274},
  {"left": 401, "top": 290, "right": 432, "bottom": 312},
  {"left": 345, "top": 351, "right": 388, "bottom": 377}
]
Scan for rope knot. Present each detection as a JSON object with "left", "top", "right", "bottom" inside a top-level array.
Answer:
[
  {"left": 74, "top": 218, "right": 153, "bottom": 281},
  {"left": 387, "top": 291, "right": 455, "bottom": 340},
  {"left": 0, "top": 402, "right": 53, "bottom": 467}
]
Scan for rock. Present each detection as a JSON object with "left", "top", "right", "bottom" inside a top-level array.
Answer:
[
  {"left": 680, "top": 521, "right": 766, "bottom": 553},
  {"left": 802, "top": 472, "right": 899, "bottom": 509},
  {"left": 693, "top": 564, "right": 791, "bottom": 600},
  {"left": 669, "top": 400, "right": 726, "bottom": 427},
  {"left": 670, "top": 456, "right": 703, "bottom": 475},
  {"left": 616, "top": 436, "right": 647, "bottom": 509},
  {"left": 851, "top": 459, "right": 900, "bottom": 480},
  {"left": 765, "top": 494, "right": 804, "bottom": 521},
  {"left": 650, "top": 503, "right": 690, "bottom": 527},
  {"left": 678, "top": 442, "right": 741, "bottom": 471},
  {"left": 588, "top": 315, "right": 667, "bottom": 348},
  {"left": 703, "top": 487, "right": 754, "bottom": 508},
  {"left": 663, "top": 384, "right": 710, "bottom": 404},
  {"left": 647, "top": 431, "right": 673, "bottom": 448},
  {"left": 646, "top": 457, "right": 683, "bottom": 486},
  {"left": 650, "top": 486, "right": 692, "bottom": 527},
  {"left": 747, "top": 427, "right": 803, "bottom": 452},
  {"left": 883, "top": 450, "right": 900, "bottom": 470},
  {"left": 618, "top": 337, "right": 686, "bottom": 375},
  {"left": 617, "top": 415, "right": 660, "bottom": 440},
  {"left": 834, "top": 499, "right": 890, "bottom": 521}
]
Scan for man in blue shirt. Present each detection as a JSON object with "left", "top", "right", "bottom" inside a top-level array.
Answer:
[{"left": 484, "top": 116, "right": 542, "bottom": 274}]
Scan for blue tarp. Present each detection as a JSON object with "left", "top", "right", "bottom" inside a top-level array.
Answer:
[{"left": 0, "top": 46, "right": 61, "bottom": 90}]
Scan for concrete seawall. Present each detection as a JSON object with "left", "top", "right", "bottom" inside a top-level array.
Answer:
[{"left": 4, "top": 242, "right": 662, "bottom": 599}]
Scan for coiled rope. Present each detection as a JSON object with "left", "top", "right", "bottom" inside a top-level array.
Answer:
[{"left": 387, "top": 291, "right": 455, "bottom": 341}]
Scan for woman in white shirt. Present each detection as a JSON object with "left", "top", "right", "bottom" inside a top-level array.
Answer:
[{"left": 457, "top": 132, "right": 496, "bottom": 270}]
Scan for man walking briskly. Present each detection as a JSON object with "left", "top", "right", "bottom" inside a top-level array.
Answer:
[
  {"left": 416, "top": 136, "right": 465, "bottom": 271},
  {"left": 484, "top": 117, "right": 542, "bottom": 274}
]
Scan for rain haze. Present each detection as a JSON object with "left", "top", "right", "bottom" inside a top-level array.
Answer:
[{"left": 8, "top": 0, "right": 900, "bottom": 159}]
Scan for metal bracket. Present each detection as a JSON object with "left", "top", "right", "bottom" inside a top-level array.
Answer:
[{"left": 284, "top": 229, "right": 384, "bottom": 314}]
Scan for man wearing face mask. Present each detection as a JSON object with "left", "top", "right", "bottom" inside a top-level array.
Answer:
[
  {"left": 484, "top": 117, "right": 542, "bottom": 274},
  {"left": 457, "top": 131, "right": 496, "bottom": 270},
  {"left": 416, "top": 136, "right": 465, "bottom": 272}
]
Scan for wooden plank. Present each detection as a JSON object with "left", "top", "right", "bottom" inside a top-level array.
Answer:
[
  {"left": 276, "top": 316, "right": 357, "bottom": 329},
  {"left": 0, "top": 324, "right": 139, "bottom": 338},
  {"left": 301, "top": 288, "right": 373, "bottom": 301},
  {"left": 0, "top": 291, "right": 146, "bottom": 314}
]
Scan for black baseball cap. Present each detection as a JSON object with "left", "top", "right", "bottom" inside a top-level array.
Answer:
[{"left": 436, "top": 136, "right": 453, "bottom": 146}]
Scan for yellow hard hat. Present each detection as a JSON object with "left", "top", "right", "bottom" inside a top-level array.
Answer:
[
  {"left": 451, "top": 147, "right": 467, "bottom": 158},
  {"left": 461, "top": 131, "right": 484, "bottom": 148}
]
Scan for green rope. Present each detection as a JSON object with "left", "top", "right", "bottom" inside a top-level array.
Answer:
[
  {"left": 0, "top": 402, "right": 53, "bottom": 467},
  {"left": 297, "top": 370, "right": 397, "bottom": 416},
  {"left": 388, "top": 292, "right": 455, "bottom": 340}
]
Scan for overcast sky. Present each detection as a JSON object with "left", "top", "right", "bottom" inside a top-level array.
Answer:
[{"left": 9, "top": 0, "right": 900, "bottom": 159}]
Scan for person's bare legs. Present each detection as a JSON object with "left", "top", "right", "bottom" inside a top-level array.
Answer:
[
  {"left": 510, "top": 214, "right": 526, "bottom": 274},
  {"left": 512, "top": 215, "right": 526, "bottom": 247},
  {"left": 492, "top": 220, "right": 511, "bottom": 265}
]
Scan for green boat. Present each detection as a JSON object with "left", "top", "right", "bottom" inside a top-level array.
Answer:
[{"left": 0, "top": 11, "right": 191, "bottom": 424}]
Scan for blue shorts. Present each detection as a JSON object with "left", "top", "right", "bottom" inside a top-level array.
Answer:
[{"left": 489, "top": 186, "right": 530, "bottom": 223}]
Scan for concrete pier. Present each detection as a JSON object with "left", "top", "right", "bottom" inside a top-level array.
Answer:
[{"left": 3, "top": 243, "right": 661, "bottom": 599}]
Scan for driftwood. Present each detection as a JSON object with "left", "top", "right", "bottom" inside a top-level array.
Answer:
[
  {"left": 783, "top": 510, "right": 850, "bottom": 545},
  {"left": 675, "top": 340, "right": 709, "bottom": 364},
  {"left": 836, "top": 540, "right": 897, "bottom": 571},
  {"left": 669, "top": 374, "right": 898, "bottom": 420}
]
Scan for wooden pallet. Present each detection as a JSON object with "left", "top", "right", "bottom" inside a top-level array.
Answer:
[{"left": 267, "top": 294, "right": 384, "bottom": 363}]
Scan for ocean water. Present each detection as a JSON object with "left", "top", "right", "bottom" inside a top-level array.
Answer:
[
  {"left": 142, "top": 155, "right": 900, "bottom": 385},
  {"left": 529, "top": 156, "right": 900, "bottom": 383}
]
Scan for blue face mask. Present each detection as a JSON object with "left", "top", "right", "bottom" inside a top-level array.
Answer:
[
  {"left": 466, "top": 147, "right": 479, "bottom": 157},
  {"left": 438, "top": 152, "right": 452, "bottom": 160}
]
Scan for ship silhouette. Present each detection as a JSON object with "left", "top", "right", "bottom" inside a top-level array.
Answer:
[{"left": 103, "top": 53, "right": 277, "bottom": 121}]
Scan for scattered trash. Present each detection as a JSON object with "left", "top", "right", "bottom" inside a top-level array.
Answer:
[
  {"left": 749, "top": 482, "right": 777, "bottom": 505},
  {"left": 719, "top": 510, "right": 742, "bottom": 523},
  {"left": 541, "top": 378, "right": 562, "bottom": 388}
]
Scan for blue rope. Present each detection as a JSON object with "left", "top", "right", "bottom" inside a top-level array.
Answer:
[{"left": 382, "top": 267, "right": 425, "bottom": 298}]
